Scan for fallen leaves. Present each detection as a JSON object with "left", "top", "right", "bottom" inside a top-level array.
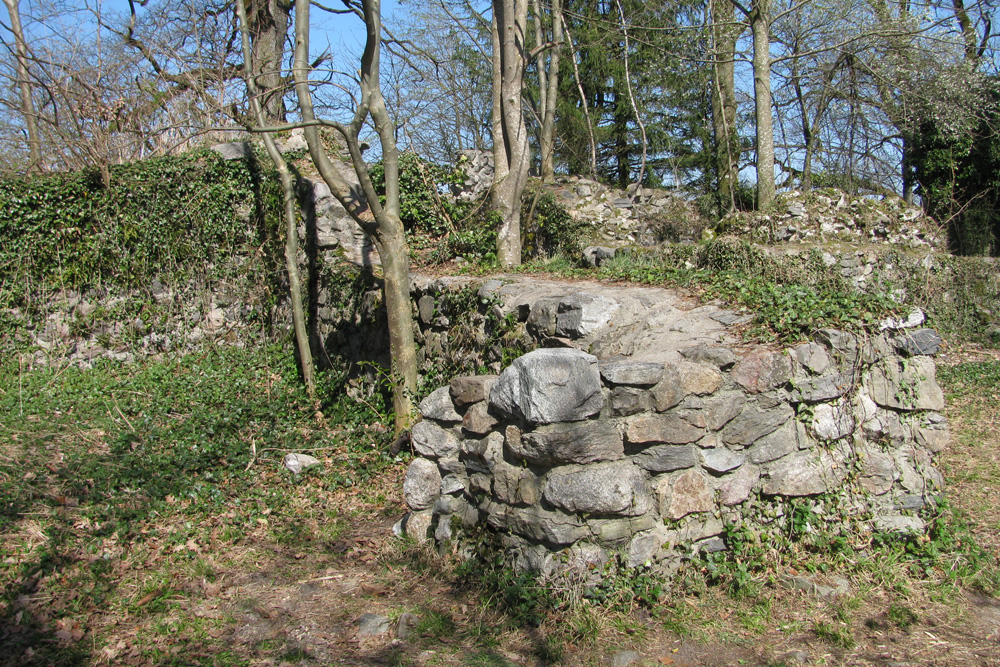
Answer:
[{"left": 53, "top": 617, "right": 85, "bottom": 643}]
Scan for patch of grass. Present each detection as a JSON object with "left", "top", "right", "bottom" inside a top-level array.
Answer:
[
  {"left": 416, "top": 608, "right": 456, "bottom": 639},
  {"left": 812, "top": 619, "right": 856, "bottom": 649}
]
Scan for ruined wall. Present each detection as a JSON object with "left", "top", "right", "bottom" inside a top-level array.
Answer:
[{"left": 397, "top": 316, "right": 947, "bottom": 579}]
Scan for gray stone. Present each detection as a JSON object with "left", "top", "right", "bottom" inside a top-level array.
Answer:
[
  {"left": 283, "top": 453, "right": 321, "bottom": 475},
  {"left": 410, "top": 420, "right": 461, "bottom": 459},
  {"left": 450, "top": 375, "right": 498, "bottom": 406},
  {"left": 815, "top": 329, "right": 859, "bottom": 368},
  {"left": 657, "top": 469, "right": 714, "bottom": 519},
  {"left": 418, "top": 387, "right": 462, "bottom": 422},
  {"left": 892, "top": 328, "right": 942, "bottom": 356},
  {"left": 812, "top": 402, "right": 855, "bottom": 441},
  {"left": 762, "top": 449, "right": 848, "bottom": 496},
  {"left": 651, "top": 363, "right": 685, "bottom": 410},
  {"left": 417, "top": 294, "right": 436, "bottom": 324},
  {"left": 461, "top": 431, "right": 504, "bottom": 473},
  {"left": 395, "top": 612, "right": 419, "bottom": 640},
  {"left": 914, "top": 424, "right": 949, "bottom": 453},
  {"left": 358, "top": 613, "right": 391, "bottom": 637},
  {"left": 625, "top": 413, "right": 705, "bottom": 445},
  {"left": 702, "top": 448, "right": 746, "bottom": 473},
  {"left": 485, "top": 502, "right": 589, "bottom": 545},
  {"left": 874, "top": 514, "right": 925, "bottom": 535},
  {"left": 399, "top": 509, "right": 434, "bottom": 542},
  {"left": 544, "top": 461, "right": 652, "bottom": 516},
  {"left": 896, "top": 495, "right": 927, "bottom": 511},
  {"left": 582, "top": 246, "right": 616, "bottom": 267},
  {"left": 210, "top": 142, "right": 252, "bottom": 160},
  {"left": 513, "top": 420, "right": 623, "bottom": 465},
  {"left": 789, "top": 372, "right": 853, "bottom": 402},
  {"left": 611, "top": 650, "right": 641, "bottom": 667},
  {"left": 721, "top": 403, "right": 794, "bottom": 447},
  {"left": 859, "top": 451, "right": 896, "bottom": 495},
  {"left": 489, "top": 348, "right": 603, "bottom": 424},
  {"left": 695, "top": 392, "right": 745, "bottom": 430},
  {"left": 731, "top": 349, "right": 793, "bottom": 393},
  {"left": 403, "top": 458, "right": 442, "bottom": 510},
  {"left": 555, "top": 294, "right": 621, "bottom": 338},
  {"left": 779, "top": 574, "right": 850, "bottom": 598},
  {"left": 440, "top": 473, "right": 467, "bottom": 495},
  {"left": 526, "top": 297, "right": 560, "bottom": 337},
  {"left": 679, "top": 344, "right": 738, "bottom": 369},
  {"left": 492, "top": 459, "right": 541, "bottom": 506},
  {"left": 866, "top": 356, "right": 944, "bottom": 411},
  {"left": 795, "top": 342, "right": 831, "bottom": 374},
  {"left": 879, "top": 308, "right": 926, "bottom": 331},
  {"left": 697, "top": 537, "right": 727, "bottom": 553},
  {"left": 462, "top": 402, "right": 497, "bottom": 435},
  {"left": 600, "top": 360, "right": 665, "bottom": 386},
  {"left": 631, "top": 444, "right": 698, "bottom": 473},
  {"left": 589, "top": 514, "right": 658, "bottom": 542},
  {"left": 627, "top": 524, "right": 674, "bottom": 567},
  {"left": 477, "top": 279, "right": 504, "bottom": 299},
  {"left": 718, "top": 464, "right": 760, "bottom": 505},
  {"left": 610, "top": 386, "right": 654, "bottom": 416}
]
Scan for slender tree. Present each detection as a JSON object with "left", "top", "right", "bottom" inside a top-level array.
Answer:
[
  {"left": 235, "top": 0, "right": 315, "bottom": 398},
  {"left": 491, "top": 0, "right": 530, "bottom": 267},
  {"left": 291, "top": 0, "right": 418, "bottom": 431}
]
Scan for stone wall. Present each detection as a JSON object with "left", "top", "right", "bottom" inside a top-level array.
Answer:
[{"left": 396, "top": 304, "right": 947, "bottom": 579}]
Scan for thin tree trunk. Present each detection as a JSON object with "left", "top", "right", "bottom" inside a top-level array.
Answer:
[
  {"left": 292, "top": 0, "right": 417, "bottom": 432},
  {"left": 236, "top": 0, "right": 315, "bottom": 399},
  {"left": 711, "top": 0, "right": 738, "bottom": 213},
  {"left": 749, "top": 0, "right": 775, "bottom": 208},
  {"left": 534, "top": 0, "right": 561, "bottom": 183},
  {"left": 615, "top": 0, "right": 646, "bottom": 192},
  {"left": 492, "top": 0, "right": 530, "bottom": 267},
  {"left": 3, "top": 0, "right": 41, "bottom": 171},
  {"left": 560, "top": 13, "right": 596, "bottom": 180}
]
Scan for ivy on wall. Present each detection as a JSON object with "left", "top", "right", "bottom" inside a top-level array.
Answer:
[{"left": 0, "top": 149, "right": 285, "bottom": 294}]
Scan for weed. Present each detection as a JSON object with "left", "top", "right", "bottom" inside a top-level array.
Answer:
[
  {"left": 416, "top": 608, "right": 456, "bottom": 639},
  {"left": 812, "top": 620, "right": 856, "bottom": 649}
]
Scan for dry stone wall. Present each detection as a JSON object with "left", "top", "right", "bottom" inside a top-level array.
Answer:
[{"left": 396, "top": 284, "right": 948, "bottom": 580}]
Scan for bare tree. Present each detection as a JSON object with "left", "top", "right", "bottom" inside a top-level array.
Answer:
[
  {"left": 291, "top": 0, "right": 418, "bottom": 432},
  {"left": 492, "top": 0, "right": 530, "bottom": 267},
  {"left": 1, "top": 0, "right": 40, "bottom": 170},
  {"left": 710, "top": 0, "right": 739, "bottom": 212},
  {"left": 530, "top": 0, "right": 561, "bottom": 182},
  {"left": 235, "top": 0, "right": 315, "bottom": 398}
]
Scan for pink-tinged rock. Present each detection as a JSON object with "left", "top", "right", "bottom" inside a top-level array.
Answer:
[
  {"left": 731, "top": 348, "right": 793, "bottom": 394},
  {"left": 657, "top": 469, "right": 714, "bottom": 519}
]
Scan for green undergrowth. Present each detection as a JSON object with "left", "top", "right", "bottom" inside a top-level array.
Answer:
[
  {"left": 443, "top": 489, "right": 1000, "bottom": 660},
  {"left": 0, "top": 342, "right": 399, "bottom": 665}
]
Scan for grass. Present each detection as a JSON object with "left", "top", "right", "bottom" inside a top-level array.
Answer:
[
  {"left": 0, "top": 343, "right": 399, "bottom": 667},
  {"left": 2, "top": 326, "right": 1000, "bottom": 666}
]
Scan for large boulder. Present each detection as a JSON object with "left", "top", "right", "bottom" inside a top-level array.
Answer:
[{"left": 489, "top": 348, "right": 603, "bottom": 424}]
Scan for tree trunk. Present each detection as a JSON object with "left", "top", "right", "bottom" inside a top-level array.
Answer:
[
  {"left": 492, "top": 0, "right": 530, "bottom": 267},
  {"left": 749, "top": 0, "right": 775, "bottom": 208},
  {"left": 3, "top": 0, "right": 41, "bottom": 171},
  {"left": 246, "top": 0, "right": 290, "bottom": 122},
  {"left": 533, "top": 0, "right": 561, "bottom": 183},
  {"left": 292, "top": 0, "right": 417, "bottom": 432},
  {"left": 236, "top": 0, "right": 315, "bottom": 398},
  {"left": 711, "top": 0, "right": 738, "bottom": 213}
]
